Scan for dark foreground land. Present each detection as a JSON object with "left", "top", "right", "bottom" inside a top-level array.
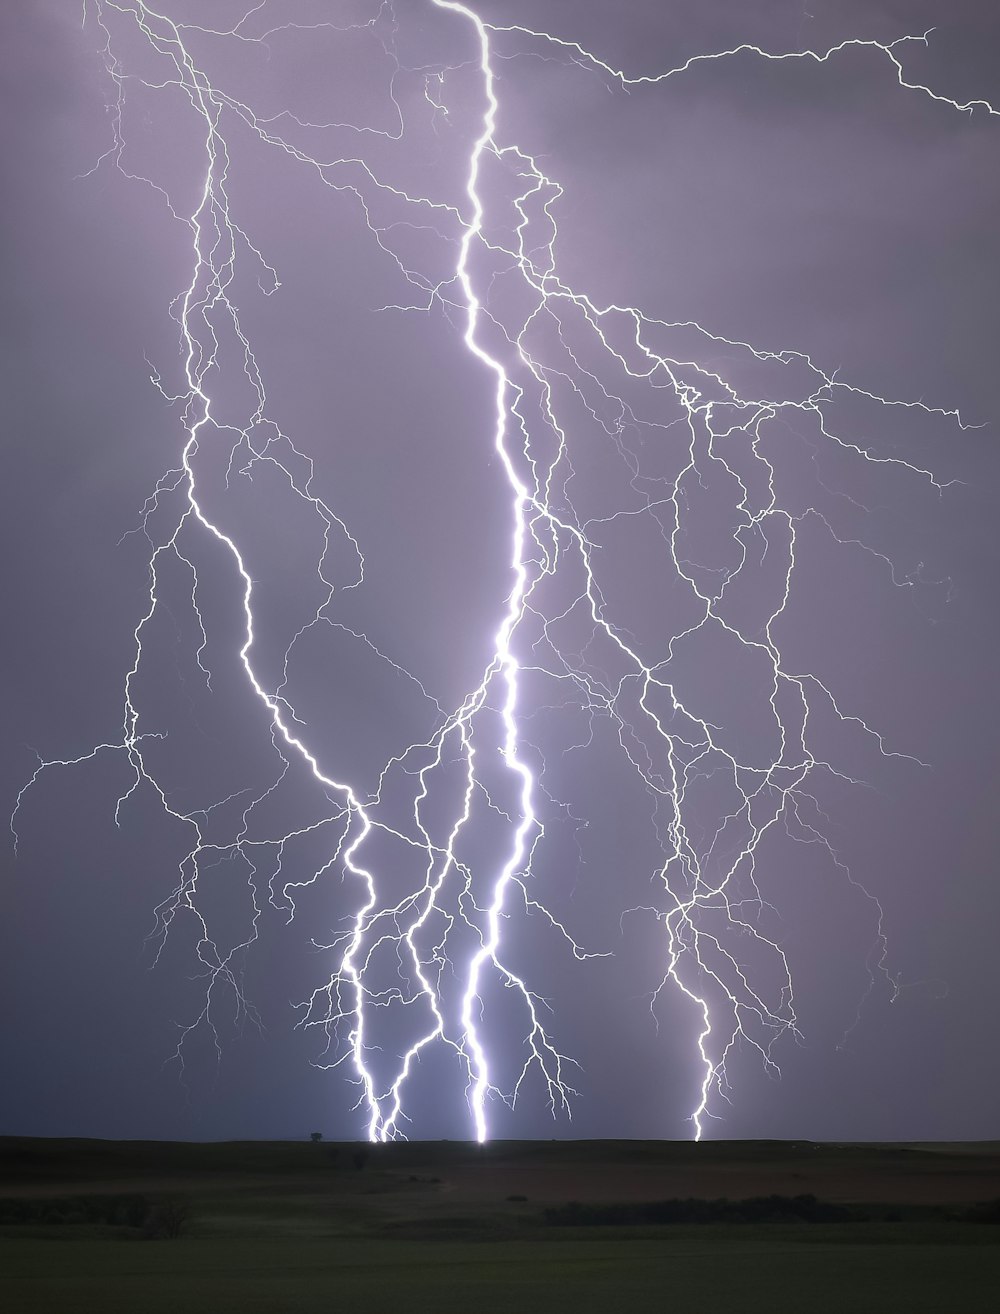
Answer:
[{"left": 2, "top": 1137, "right": 998, "bottom": 1313}]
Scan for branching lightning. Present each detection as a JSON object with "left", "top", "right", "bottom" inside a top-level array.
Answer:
[{"left": 14, "top": 1, "right": 995, "bottom": 1140}]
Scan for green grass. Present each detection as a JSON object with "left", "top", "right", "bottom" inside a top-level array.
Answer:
[{"left": 3, "top": 1231, "right": 998, "bottom": 1314}]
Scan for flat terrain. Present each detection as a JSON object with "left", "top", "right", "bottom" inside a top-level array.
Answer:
[{"left": 2, "top": 1137, "right": 998, "bottom": 1312}]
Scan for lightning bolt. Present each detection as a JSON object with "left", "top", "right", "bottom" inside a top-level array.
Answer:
[{"left": 14, "top": 2, "right": 994, "bottom": 1142}]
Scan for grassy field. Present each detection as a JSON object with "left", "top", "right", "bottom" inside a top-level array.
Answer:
[{"left": 2, "top": 1138, "right": 998, "bottom": 1312}]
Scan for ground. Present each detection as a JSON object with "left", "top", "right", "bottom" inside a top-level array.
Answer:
[{"left": 2, "top": 1138, "right": 998, "bottom": 1312}]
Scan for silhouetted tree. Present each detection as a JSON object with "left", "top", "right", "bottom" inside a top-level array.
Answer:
[{"left": 145, "top": 1196, "right": 190, "bottom": 1239}]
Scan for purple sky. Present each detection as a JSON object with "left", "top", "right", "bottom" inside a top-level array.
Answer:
[{"left": 2, "top": 0, "right": 998, "bottom": 1144}]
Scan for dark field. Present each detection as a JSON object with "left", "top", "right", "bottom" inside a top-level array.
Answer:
[{"left": 2, "top": 1137, "right": 998, "bottom": 1312}]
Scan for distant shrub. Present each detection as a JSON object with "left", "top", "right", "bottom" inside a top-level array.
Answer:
[
  {"left": 144, "top": 1196, "right": 191, "bottom": 1240},
  {"left": 353, "top": 1148, "right": 369, "bottom": 1171},
  {"left": 310, "top": 1131, "right": 323, "bottom": 1143},
  {"left": 966, "top": 1199, "right": 1000, "bottom": 1224},
  {"left": 0, "top": 1193, "right": 152, "bottom": 1229},
  {"left": 507, "top": 1195, "right": 528, "bottom": 1203},
  {"left": 545, "top": 1194, "right": 858, "bottom": 1227}
]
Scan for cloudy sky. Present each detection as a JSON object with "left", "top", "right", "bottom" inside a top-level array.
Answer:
[{"left": 2, "top": 0, "right": 998, "bottom": 1144}]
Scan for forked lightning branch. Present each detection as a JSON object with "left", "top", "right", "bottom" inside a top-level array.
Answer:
[{"left": 14, "top": 2, "right": 994, "bottom": 1140}]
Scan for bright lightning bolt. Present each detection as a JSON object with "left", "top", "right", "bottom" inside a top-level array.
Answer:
[{"left": 14, "top": 2, "right": 995, "bottom": 1143}]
